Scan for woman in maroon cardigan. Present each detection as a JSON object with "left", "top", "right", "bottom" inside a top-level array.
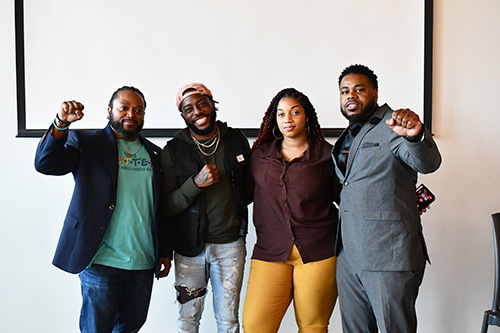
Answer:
[{"left": 242, "top": 88, "right": 341, "bottom": 332}]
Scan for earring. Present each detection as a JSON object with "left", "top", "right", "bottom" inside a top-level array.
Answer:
[
  {"left": 272, "top": 125, "right": 283, "bottom": 140},
  {"left": 306, "top": 122, "right": 310, "bottom": 135}
]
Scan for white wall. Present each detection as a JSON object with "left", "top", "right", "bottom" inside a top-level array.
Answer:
[{"left": 1, "top": 0, "right": 500, "bottom": 332}]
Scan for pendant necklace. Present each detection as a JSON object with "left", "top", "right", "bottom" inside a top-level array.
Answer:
[{"left": 119, "top": 140, "right": 141, "bottom": 155}]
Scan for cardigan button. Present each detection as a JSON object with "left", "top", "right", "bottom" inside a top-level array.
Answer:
[{"left": 108, "top": 204, "right": 115, "bottom": 210}]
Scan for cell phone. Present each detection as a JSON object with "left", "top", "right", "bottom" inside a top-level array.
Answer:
[{"left": 416, "top": 184, "right": 435, "bottom": 211}]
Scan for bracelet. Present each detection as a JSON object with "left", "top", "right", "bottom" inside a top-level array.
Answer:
[
  {"left": 56, "top": 113, "right": 71, "bottom": 127},
  {"left": 53, "top": 118, "right": 70, "bottom": 131}
]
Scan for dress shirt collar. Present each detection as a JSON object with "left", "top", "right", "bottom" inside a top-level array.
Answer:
[{"left": 263, "top": 137, "right": 322, "bottom": 161}]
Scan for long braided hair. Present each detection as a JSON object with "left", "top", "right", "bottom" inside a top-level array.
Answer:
[{"left": 252, "top": 88, "right": 324, "bottom": 150}]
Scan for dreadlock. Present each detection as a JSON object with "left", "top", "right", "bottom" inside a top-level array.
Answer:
[
  {"left": 252, "top": 88, "right": 324, "bottom": 150},
  {"left": 108, "top": 86, "right": 146, "bottom": 109}
]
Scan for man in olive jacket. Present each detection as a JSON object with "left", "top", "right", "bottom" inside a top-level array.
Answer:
[{"left": 161, "top": 83, "right": 250, "bottom": 332}]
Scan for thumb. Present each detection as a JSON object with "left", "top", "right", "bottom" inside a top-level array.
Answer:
[{"left": 386, "top": 118, "right": 395, "bottom": 129}]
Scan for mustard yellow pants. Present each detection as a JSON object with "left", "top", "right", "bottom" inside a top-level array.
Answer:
[{"left": 242, "top": 245, "right": 337, "bottom": 333}]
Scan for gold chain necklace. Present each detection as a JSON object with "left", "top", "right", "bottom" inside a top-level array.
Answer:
[
  {"left": 191, "top": 126, "right": 220, "bottom": 157},
  {"left": 118, "top": 140, "right": 141, "bottom": 155}
]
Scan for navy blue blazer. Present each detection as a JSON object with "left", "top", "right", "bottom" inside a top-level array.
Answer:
[{"left": 35, "top": 124, "right": 170, "bottom": 274}]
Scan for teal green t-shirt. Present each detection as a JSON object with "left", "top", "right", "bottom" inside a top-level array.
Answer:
[{"left": 91, "top": 139, "right": 155, "bottom": 270}]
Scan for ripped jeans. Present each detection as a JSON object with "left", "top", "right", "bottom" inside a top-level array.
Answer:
[{"left": 174, "top": 237, "right": 246, "bottom": 333}]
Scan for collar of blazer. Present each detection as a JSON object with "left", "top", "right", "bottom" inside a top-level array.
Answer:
[
  {"left": 365, "top": 103, "right": 390, "bottom": 126},
  {"left": 343, "top": 104, "right": 391, "bottom": 174},
  {"left": 357, "top": 103, "right": 392, "bottom": 134}
]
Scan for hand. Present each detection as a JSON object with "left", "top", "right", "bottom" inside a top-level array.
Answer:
[
  {"left": 419, "top": 205, "right": 431, "bottom": 216},
  {"left": 158, "top": 257, "right": 171, "bottom": 278},
  {"left": 193, "top": 164, "right": 219, "bottom": 188},
  {"left": 59, "top": 100, "right": 85, "bottom": 124},
  {"left": 386, "top": 108, "right": 423, "bottom": 139}
]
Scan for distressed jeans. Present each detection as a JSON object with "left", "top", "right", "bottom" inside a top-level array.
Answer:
[{"left": 174, "top": 237, "right": 246, "bottom": 333}]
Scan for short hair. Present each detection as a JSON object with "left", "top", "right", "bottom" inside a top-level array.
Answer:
[
  {"left": 252, "top": 88, "right": 324, "bottom": 150},
  {"left": 338, "top": 64, "right": 378, "bottom": 90},
  {"left": 108, "top": 86, "right": 146, "bottom": 109}
]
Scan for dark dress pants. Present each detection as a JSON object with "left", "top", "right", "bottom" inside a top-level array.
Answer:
[{"left": 336, "top": 249, "right": 424, "bottom": 333}]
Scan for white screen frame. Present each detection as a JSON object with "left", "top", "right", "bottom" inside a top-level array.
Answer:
[{"left": 15, "top": 0, "right": 434, "bottom": 138}]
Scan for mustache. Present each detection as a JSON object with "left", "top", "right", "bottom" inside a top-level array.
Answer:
[
  {"left": 121, "top": 118, "right": 138, "bottom": 124},
  {"left": 193, "top": 113, "right": 211, "bottom": 122}
]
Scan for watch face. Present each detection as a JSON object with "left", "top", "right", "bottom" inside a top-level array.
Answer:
[{"left": 416, "top": 184, "right": 435, "bottom": 211}]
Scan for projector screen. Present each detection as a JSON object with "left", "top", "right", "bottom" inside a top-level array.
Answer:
[{"left": 16, "top": 0, "right": 433, "bottom": 137}]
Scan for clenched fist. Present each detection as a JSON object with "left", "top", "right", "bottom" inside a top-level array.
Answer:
[
  {"left": 59, "top": 100, "right": 85, "bottom": 124},
  {"left": 193, "top": 164, "right": 219, "bottom": 188},
  {"left": 386, "top": 108, "right": 423, "bottom": 139}
]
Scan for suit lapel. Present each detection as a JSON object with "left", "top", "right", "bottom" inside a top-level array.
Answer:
[
  {"left": 332, "top": 128, "right": 349, "bottom": 181},
  {"left": 101, "top": 125, "right": 119, "bottom": 192},
  {"left": 343, "top": 128, "right": 364, "bottom": 178},
  {"left": 344, "top": 105, "right": 389, "bottom": 176}
]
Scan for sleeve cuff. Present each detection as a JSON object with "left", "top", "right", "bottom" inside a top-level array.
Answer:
[
  {"left": 405, "top": 129, "right": 425, "bottom": 142},
  {"left": 182, "top": 176, "right": 204, "bottom": 198}
]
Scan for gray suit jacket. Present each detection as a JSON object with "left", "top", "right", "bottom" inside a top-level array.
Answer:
[{"left": 332, "top": 104, "right": 441, "bottom": 271}]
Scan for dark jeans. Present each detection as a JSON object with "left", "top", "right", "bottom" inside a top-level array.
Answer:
[{"left": 78, "top": 265, "right": 154, "bottom": 333}]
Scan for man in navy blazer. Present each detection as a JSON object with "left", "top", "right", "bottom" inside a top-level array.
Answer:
[
  {"left": 35, "top": 86, "right": 171, "bottom": 332},
  {"left": 332, "top": 65, "right": 441, "bottom": 333}
]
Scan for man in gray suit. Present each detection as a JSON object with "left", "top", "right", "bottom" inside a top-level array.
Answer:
[{"left": 332, "top": 64, "right": 441, "bottom": 333}]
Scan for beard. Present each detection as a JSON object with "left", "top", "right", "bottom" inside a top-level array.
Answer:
[
  {"left": 341, "top": 99, "right": 377, "bottom": 124},
  {"left": 185, "top": 112, "right": 217, "bottom": 136},
  {"left": 109, "top": 112, "right": 143, "bottom": 141}
]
